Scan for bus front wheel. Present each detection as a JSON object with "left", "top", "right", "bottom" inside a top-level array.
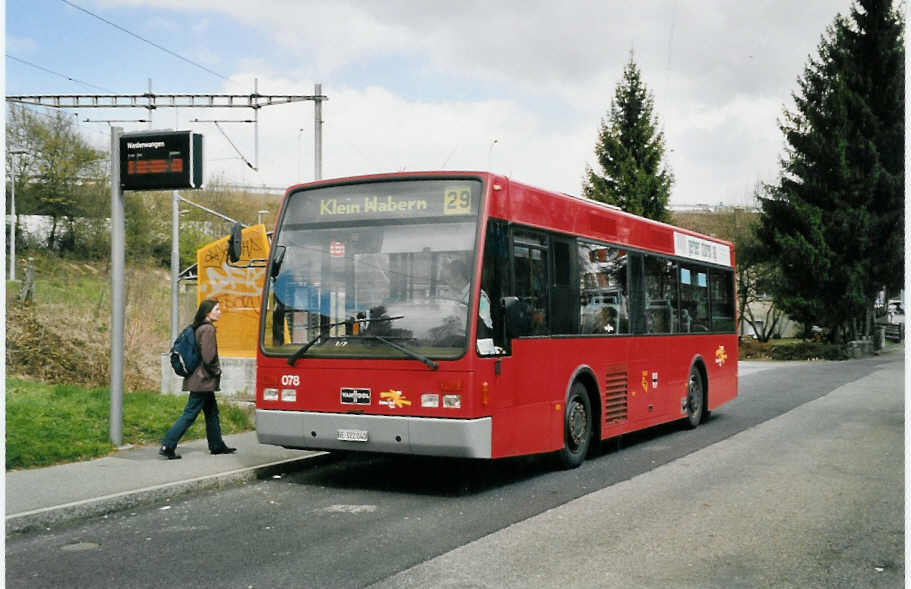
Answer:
[
  {"left": 557, "top": 382, "right": 592, "bottom": 469},
  {"left": 683, "top": 365, "right": 705, "bottom": 429}
]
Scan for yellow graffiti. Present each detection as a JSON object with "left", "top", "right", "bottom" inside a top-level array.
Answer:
[
  {"left": 715, "top": 345, "right": 728, "bottom": 367},
  {"left": 379, "top": 390, "right": 412, "bottom": 408},
  {"left": 197, "top": 224, "right": 269, "bottom": 358}
]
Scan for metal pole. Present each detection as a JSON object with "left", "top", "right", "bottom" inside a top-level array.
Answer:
[
  {"left": 170, "top": 190, "right": 180, "bottom": 343},
  {"left": 6, "top": 149, "right": 26, "bottom": 281},
  {"left": 147, "top": 79, "right": 154, "bottom": 130},
  {"left": 9, "top": 158, "right": 16, "bottom": 281},
  {"left": 110, "top": 126, "right": 124, "bottom": 446},
  {"left": 254, "top": 78, "right": 260, "bottom": 171},
  {"left": 314, "top": 83, "right": 323, "bottom": 180}
]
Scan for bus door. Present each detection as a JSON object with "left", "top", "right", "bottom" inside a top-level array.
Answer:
[
  {"left": 577, "top": 241, "right": 633, "bottom": 434},
  {"left": 476, "top": 219, "right": 516, "bottom": 406},
  {"left": 628, "top": 252, "right": 678, "bottom": 423},
  {"left": 477, "top": 222, "right": 559, "bottom": 454}
]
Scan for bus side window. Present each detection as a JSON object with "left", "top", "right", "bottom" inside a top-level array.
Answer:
[
  {"left": 550, "top": 238, "right": 578, "bottom": 335},
  {"left": 644, "top": 256, "right": 678, "bottom": 334},
  {"left": 578, "top": 242, "right": 629, "bottom": 335},
  {"left": 628, "top": 253, "right": 646, "bottom": 334},
  {"left": 513, "top": 231, "right": 549, "bottom": 336},
  {"left": 710, "top": 269, "right": 735, "bottom": 332},
  {"left": 680, "top": 264, "right": 709, "bottom": 332}
]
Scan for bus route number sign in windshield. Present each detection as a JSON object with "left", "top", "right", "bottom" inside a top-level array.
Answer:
[
  {"left": 292, "top": 180, "right": 480, "bottom": 223},
  {"left": 443, "top": 186, "right": 472, "bottom": 215}
]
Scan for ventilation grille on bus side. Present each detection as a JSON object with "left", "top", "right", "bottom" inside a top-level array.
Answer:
[{"left": 603, "top": 370, "right": 629, "bottom": 425}]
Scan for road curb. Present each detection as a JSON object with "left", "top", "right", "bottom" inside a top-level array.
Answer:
[{"left": 5, "top": 453, "right": 329, "bottom": 536}]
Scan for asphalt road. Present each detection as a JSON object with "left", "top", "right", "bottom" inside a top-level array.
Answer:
[{"left": 5, "top": 352, "right": 903, "bottom": 588}]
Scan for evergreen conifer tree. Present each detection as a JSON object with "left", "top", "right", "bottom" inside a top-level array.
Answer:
[
  {"left": 849, "top": 0, "right": 904, "bottom": 299},
  {"left": 758, "top": 0, "right": 903, "bottom": 342},
  {"left": 583, "top": 53, "right": 673, "bottom": 222}
]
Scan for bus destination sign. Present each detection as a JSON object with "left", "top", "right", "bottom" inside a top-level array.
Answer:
[
  {"left": 288, "top": 179, "right": 481, "bottom": 224},
  {"left": 673, "top": 231, "right": 731, "bottom": 267},
  {"left": 120, "top": 130, "right": 203, "bottom": 191}
]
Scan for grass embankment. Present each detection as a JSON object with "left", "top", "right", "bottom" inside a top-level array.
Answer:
[
  {"left": 6, "top": 378, "right": 254, "bottom": 470},
  {"left": 5, "top": 253, "right": 255, "bottom": 470},
  {"left": 6, "top": 256, "right": 171, "bottom": 389}
]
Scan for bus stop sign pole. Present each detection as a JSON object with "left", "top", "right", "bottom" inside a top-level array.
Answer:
[
  {"left": 111, "top": 129, "right": 206, "bottom": 444},
  {"left": 110, "top": 126, "right": 125, "bottom": 446}
]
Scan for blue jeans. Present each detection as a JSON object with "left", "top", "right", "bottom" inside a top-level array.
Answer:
[{"left": 162, "top": 392, "right": 226, "bottom": 452}]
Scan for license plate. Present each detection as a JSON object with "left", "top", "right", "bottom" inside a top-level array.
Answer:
[{"left": 336, "top": 429, "right": 369, "bottom": 442}]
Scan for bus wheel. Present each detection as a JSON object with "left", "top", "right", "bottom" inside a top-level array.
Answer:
[
  {"left": 683, "top": 365, "right": 705, "bottom": 429},
  {"left": 557, "top": 382, "right": 592, "bottom": 469}
]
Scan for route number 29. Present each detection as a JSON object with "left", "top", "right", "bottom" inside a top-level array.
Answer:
[{"left": 443, "top": 186, "right": 472, "bottom": 215}]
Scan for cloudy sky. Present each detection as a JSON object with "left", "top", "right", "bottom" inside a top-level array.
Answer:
[{"left": 6, "top": 0, "right": 857, "bottom": 206}]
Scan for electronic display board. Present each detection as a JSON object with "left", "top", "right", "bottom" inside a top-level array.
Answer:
[{"left": 120, "top": 130, "right": 203, "bottom": 190}]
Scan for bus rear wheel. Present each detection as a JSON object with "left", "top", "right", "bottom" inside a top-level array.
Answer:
[
  {"left": 557, "top": 382, "right": 592, "bottom": 469},
  {"left": 683, "top": 365, "right": 705, "bottom": 429}
]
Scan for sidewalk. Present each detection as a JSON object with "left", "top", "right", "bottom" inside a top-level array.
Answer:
[
  {"left": 373, "top": 354, "right": 905, "bottom": 589},
  {"left": 5, "top": 431, "right": 324, "bottom": 535}
]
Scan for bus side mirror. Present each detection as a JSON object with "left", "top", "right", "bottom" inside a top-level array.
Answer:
[
  {"left": 227, "top": 222, "right": 244, "bottom": 263},
  {"left": 501, "top": 296, "right": 530, "bottom": 339},
  {"left": 270, "top": 246, "right": 286, "bottom": 279}
]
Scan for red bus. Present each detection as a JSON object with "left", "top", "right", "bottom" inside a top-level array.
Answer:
[{"left": 253, "top": 172, "right": 737, "bottom": 468}]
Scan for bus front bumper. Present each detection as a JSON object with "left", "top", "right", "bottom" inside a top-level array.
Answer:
[{"left": 256, "top": 409, "right": 493, "bottom": 459}]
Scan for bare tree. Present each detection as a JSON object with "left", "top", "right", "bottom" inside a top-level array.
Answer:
[{"left": 5, "top": 105, "right": 108, "bottom": 252}]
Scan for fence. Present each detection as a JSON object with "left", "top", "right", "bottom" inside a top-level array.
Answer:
[{"left": 879, "top": 323, "right": 904, "bottom": 342}]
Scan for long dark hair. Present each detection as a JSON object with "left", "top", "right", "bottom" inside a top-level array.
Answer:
[{"left": 192, "top": 299, "right": 220, "bottom": 329}]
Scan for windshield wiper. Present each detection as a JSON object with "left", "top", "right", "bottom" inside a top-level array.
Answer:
[
  {"left": 287, "top": 315, "right": 404, "bottom": 366},
  {"left": 358, "top": 335, "right": 439, "bottom": 370},
  {"left": 287, "top": 331, "right": 328, "bottom": 366}
]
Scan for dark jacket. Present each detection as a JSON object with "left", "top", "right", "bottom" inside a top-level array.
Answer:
[{"left": 182, "top": 322, "right": 221, "bottom": 392}]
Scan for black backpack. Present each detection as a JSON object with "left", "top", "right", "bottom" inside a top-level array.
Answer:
[{"left": 169, "top": 325, "right": 201, "bottom": 377}]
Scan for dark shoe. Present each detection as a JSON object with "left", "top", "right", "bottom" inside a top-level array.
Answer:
[
  {"left": 159, "top": 446, "right": 182, "bottom": 460},
  {"left": 211, "top": 446, "right": 237, "bottom": 455}
]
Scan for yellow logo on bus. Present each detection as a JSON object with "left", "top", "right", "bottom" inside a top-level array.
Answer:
[
  {"left": 379, "top": 390, "right": 412, "bottom": 409},
  {"left": 715, "top": 345, "right": 728, "bottom": 367}
]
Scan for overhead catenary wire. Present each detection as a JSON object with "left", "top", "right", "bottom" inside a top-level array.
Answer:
[
  {"left": 6, "top": 54, "right": 116, "bottom": 93},
  {"left": 59, "top": 0, "right": 227, "bottom": 81},
  {"left": 8, "top": 85, "right": 326, "bottom": 172},
  {"left": 8, "top": 101, "right": 111, "bottom": 141}
]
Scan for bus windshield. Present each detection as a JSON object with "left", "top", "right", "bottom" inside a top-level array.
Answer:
[{"left": 262, "top": 179, "right": 483, "bottom": 360}]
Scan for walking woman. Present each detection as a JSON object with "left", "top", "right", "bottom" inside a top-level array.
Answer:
[{"left": 159, "top": 299, "right": 237, "bottom": 459}]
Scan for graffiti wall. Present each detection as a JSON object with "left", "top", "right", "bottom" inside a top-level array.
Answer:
[{"left": 197, "top": 224, "right": 269, "bottom": 357}]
